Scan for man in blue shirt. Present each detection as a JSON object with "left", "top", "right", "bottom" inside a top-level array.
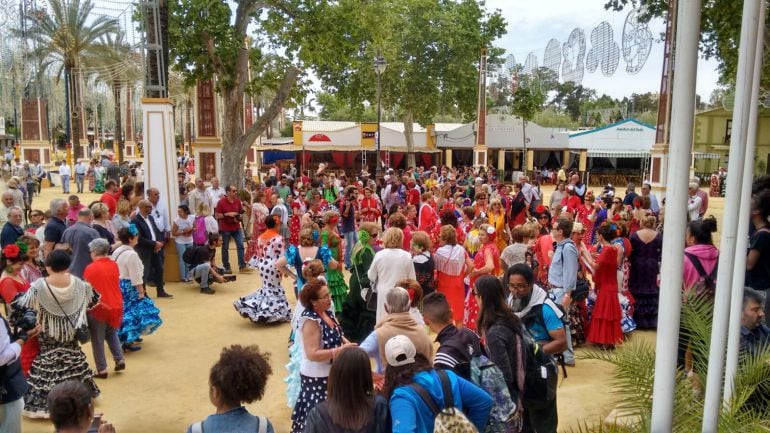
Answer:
[
  {"left": 548, "top": 218, "right": 579, "bottom": 366},
  {"left": 740, "top": 288, "right": 770, "bottom": 356},
  {"left": 507, "top": 263, "right": 566, "bottom": 433}
]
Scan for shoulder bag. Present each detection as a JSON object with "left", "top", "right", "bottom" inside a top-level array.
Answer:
[{"left": 353, "top": 259, "right": 377, "bottom": 312}]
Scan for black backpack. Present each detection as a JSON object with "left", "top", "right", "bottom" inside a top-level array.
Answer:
[
  {"left": 685, "top": 252, "right": 717, "bottom": 298},
  {"left": 520, "top": 331, "right": 558, "bottom": 408}
]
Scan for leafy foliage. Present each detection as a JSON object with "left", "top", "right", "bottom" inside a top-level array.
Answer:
[{"left": 577, "top": 294, "right": 770, "bottom": 432}]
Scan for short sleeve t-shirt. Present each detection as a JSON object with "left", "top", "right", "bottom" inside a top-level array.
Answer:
[
  {"left": 44, "top": 217, "right": 67, "bottom": 245},
  {"left": 746, "top": 229, "right": 770, "bottom": 291},
  {"left": 215, "top": 198, "right": 243, "bottom": 232},
  {"left": 527, "top": 303, "right": 564, "bottom": 342}
]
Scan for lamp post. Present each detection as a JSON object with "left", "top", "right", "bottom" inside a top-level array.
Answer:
[{"left": 374, "top": 55, "right": 387, "bottom": 177}]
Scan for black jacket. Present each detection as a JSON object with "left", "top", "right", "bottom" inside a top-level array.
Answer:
[{"left": 131, "top": 214, "right": 163, "bottom": 255}]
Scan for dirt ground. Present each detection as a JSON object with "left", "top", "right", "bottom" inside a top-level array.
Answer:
[{"left": 17, "top": 181, "right": 723, "bottom": 433}]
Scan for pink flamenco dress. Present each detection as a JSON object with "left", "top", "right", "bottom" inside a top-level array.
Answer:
[
  {"left": 464, "top": 240, "right": 500, "bottom": 331},
  {"left": 587, "top": 246, "right": 624, "bottom": 346}
]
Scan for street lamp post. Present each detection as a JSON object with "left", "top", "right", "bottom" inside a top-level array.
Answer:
[{"left": 374, "top": 55, "right": 387, "bottom": 177}]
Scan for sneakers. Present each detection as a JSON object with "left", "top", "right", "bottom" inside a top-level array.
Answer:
[{"left": 200, "top": 287, "right": 216, "bottom": 295}]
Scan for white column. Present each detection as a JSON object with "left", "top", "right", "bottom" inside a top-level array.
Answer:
[
  {"left": 142, "top": 98, "right": 180, "bottom": 212},
  {"left": 650, "top": 0, "right": 702, "bottom": 431},
  {"left": 701, "top": 0, "right": 762, "bottom": 430},
  {"left": 724, "top": 0, "right": 766, "bottom": 404}
]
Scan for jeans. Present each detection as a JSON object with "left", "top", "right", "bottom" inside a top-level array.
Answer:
[
  {"left": 193, "top": 263, "right": 212, "bottom": 288},
  {"left": 549, "top": 287, "right": 575, "bottom": 364},
  {"left": 522, "top": 397, "right": 558, "bottom": 433},
  {"left": 87, "top": 315, "right": 124, "bottom": 372},
  {"left": 221, "top": 229, "right": 245, "bottom": 270},
  {"left": 75, "top": 173, "right": 85, "bottom": 192},
  {"left": 343, "top": 230, "right": 358, "bottom": 269},
  {"left": 0, "top": 397, "right": 23, "bottom": 433},
  {"left": 175, "top": 241, "right": 192, "bottom": 281},
  {"left": 61, "top": 174, "right": 70, "bottom": 193}
]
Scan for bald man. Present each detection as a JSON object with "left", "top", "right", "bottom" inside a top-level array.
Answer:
[{"left": 131, "top": 199, "right": 173, "bottom": 298}]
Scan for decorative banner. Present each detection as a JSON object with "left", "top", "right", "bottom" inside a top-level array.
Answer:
[
  {"left": 622, "top": 8, "right": 653, "bottom": 75},
  {"left": 561, "top": 28, "right": 586, "bottom": 84},
  {"left": 586, "top": 22, "right": 620, "bottom": 76},
  {"left": 308, "top": 133, "right": 331, "bottom": 142}
]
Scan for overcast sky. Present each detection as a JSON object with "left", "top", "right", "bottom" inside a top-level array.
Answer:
[{"left": 485, "top": 0, "right": 722, "bottom": 100}]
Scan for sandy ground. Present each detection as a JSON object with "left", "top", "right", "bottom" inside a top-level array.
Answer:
[{"left": 17, "top": 182, "right": 724, "bottom": 433}]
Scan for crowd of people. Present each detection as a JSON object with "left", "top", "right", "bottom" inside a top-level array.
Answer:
[{"left": 0, "top": 157, "right": 769, "bottom": 433}]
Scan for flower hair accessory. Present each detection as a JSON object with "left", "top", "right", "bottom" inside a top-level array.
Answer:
[
  {"left": 535, "top": 204, "right": 547, "bottom": 214},
  {"left": 14, "top": 241, "right": 28, "bottom": 255},
  {"left": 128, "top": 223, "right": 138, "bottom": 236},
  {"left": 2, "top": 244, "right": 20, "bottom": 259},
  {"left": 486, "top": 226, "right": 496, "bottom": 235}
]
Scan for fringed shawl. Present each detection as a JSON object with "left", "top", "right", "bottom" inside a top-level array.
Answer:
[{"left": 17, "top": 276, "right": 97, "bottom": 343}]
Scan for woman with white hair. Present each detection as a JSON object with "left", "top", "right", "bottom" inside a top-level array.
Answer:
[
  {"left": 359, "top": 287, "right": 433, "bottom": 374},
  {"left": 82, "top": 239, "right": 125, "bottom": 378}
]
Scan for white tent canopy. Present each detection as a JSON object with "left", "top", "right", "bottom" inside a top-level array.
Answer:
[{"left": 569, "top": 118, "right": 656, "bottom": 157}]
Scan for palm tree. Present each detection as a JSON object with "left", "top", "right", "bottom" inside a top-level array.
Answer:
[
  {"left": 573, "top": 294, "right": 770, "bottom": 432},
  {"left": 21, "top": 0, "right": 118, "bottom": 157},
  {"left": 96, "top": 31, "right": 141, "bottom": 162}
]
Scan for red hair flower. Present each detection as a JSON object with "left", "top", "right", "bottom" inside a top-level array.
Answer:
[
  {"left": 3, "top": 244, "right": 20, "bottom": 259},
  {"left": 535, "top": 205, "right": 547, "bottom": 214}
]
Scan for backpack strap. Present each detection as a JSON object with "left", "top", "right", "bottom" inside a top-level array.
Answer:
[
  {"left": 191, "top": 421, "right": 203, "bottom": 433},
  {"left": 684, "top": 252, "right": 711, "bottom": 280},
  {"left": 409, "top": 383, "right": 441, "bottom": 416},
  {"left": 256, "top": 416, "right": 267, "bottom": 433},
  {"left": 436, "top": 369, "right": 455, "bottom": 410}
]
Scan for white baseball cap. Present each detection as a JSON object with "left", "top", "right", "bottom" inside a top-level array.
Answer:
[{"left": 384, "top": 335, "right": 416, "bottom": 367}]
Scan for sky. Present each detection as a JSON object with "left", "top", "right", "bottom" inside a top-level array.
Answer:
[{"left": 485, "top": 0, "right": 722, "bottom": 101}]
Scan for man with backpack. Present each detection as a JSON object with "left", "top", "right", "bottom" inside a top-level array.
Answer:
[
  {"left": 506, "top": 263, "right": 566, "bottom": 433},
  {"left": 183, "top": 233, "right": 234, "bottom": 294},
  {"left": 422, "top": 292, "right": 481, "bottom": 380},
  {"left": 548, "top": 218, "right": 579, "bottom": 367}
]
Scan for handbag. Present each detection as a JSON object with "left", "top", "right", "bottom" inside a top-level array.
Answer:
[
  {"left": 353, "top": 259, "right": 377, "bottom": 312},
  {"left": 44, "top": 280, "right": 90, "bottom": 344},
  {"left": 572, "top": 278, "right": 590, "bottom": 302}
]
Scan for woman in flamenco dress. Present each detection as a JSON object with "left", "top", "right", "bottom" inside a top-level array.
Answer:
[
  {"left": 321, "top": 211, "right": 347, "bottom": 314},
  {"left": 234, "top": 216, "right": 292, "bottom": 323},
  {"left": 464, "top": 224, "right": 501, "bottom": 331},
  {"left": 582, "top": 222, "right": 624, "bottom": 348}
]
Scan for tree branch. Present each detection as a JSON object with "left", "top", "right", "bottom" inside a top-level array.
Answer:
[
  {"left": 242, "top": 65, "right": 301, "bottom": 146},
  {"left": 202, "top": 30, "right": 225, "bottom": 76}
]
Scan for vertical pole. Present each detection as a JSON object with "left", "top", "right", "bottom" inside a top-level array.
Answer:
[
  {"left": 723, "top": 0, "right": 766, "bottom": 405},
  {"left": 376, "top": 72, "right": 382, "bottom": 176},
  {"left": 649, "top": 1, "right": 702, "bottom": 431},
  {"left": 701, "top": 0, "right": 761, "bottom": 430}
]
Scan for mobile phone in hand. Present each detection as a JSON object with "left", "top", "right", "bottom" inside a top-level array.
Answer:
[{"left": 87, "top": 415, "right": 102, "bottom": 433}]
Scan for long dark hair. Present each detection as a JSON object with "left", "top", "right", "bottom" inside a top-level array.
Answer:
[
  {"left": 475, "top": 275, "right": 523, "bottom": 335},
  {"left": 327, "top": 347, "right": 374, "bottom": 430},
  {"left": 384, "top": 353, "right": 433, "bottom": 398}
]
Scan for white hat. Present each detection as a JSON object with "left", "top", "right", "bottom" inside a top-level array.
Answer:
[{"left": 384, "top": 335, "right": 416, "bottom": 367}]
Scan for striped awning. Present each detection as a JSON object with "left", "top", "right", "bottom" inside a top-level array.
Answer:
[
  {"left": 587, "top": 150, "right": 650, "bottom": 158},
  {"left": 694, "top": 152, "right": 721, "bottom": 160}
]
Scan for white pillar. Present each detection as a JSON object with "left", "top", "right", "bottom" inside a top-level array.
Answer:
[
  {"left": 142, "top": 98, "right": 180, "bottom": 211},
  {"left": 650, "top": 0, "right": 702, "bottom": 431},
  {"left": 701, "top": 0, "right": 762, "bottom": 430},
  {"left": 724, "top": 0, "right": 766, "bottom": 404}
]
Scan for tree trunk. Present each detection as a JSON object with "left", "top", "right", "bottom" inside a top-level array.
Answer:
[
  {"left": 402, "top": 111, "right": 416, "bottom": 168},
  {"left": 112, "top": 81, "right": 123, "bottom": 162}
]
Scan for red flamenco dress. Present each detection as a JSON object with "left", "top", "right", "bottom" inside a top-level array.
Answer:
[
  {"left": 288, "top": 201, "right": 302, "bottom": 247},
  {"left": 0, "top": 274, "right": 39, "bottom": 375},
  {"left": 587, "top": 246, "right": 624, "bottom": 346},
  {"left": 464, "top": 241, "right": 500, "bottom": 331}
]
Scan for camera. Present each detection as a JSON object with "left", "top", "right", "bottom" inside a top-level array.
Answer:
[
  {"left": 223, "top": 275, "right": 237, "bottom": 283},
  {"left": 9, "top": 307, "right": 37, "bottom": 333}
]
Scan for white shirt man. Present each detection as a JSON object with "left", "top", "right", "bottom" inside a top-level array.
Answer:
[
  {"left": 687, "top": 183, "right": 703, "bottom": 221},
  {"left": 206, "top": 177, "right": 226, "bottom": 205},
  {"left": 59, "top": 163, "right": 71, "bottom": 177},
  {"left": 188, "top": 178, "right": 214, "bottom": 216},
  {"left": 147, "top": 188, "right": 170, "bottom": 238}
]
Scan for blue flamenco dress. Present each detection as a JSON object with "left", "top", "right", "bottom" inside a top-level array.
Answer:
[
  {"left": 284, "top": 243, "right": 331, "bottom": 408},
  {"left": 111, "top": 245, "right": 162, "bottom": 344}
]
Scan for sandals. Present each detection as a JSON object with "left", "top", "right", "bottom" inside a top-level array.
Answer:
[{"left": 115, "top": 360, "right": 126, "bottom": 372}]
